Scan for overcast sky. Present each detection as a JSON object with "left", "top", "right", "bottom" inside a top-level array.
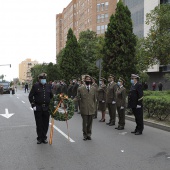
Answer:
[{"left": 0, "top": 0, "right": 71, "bottom": 81}]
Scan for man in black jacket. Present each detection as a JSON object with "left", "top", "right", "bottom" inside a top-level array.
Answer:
[
  {"left": 128, "top": 74, "right": 144, "bottom": 135},
  {"left": 29, "top": 73, "right": 53, "bottom": 144}
]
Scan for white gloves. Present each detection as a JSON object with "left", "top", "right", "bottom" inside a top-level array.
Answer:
[
  {"left": 112, "top": 101, "right": 116, "bottom": 104},
  {"left": 33, "top": 106, "right": 36, "bottom": 111},
  {"left": 120, "top": 106, "right": 124, "bottom": 110},
  {"left": 102, "top": 100, "right": 105, "bottom": 103},
  {"left": 136, "top": 105, "right": 141, "bottom": 108}
]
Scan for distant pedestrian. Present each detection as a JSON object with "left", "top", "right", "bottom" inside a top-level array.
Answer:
[
  {"left": 0, "top": 85, "right": 3, "bottom": 95},
  {"left": 152, "top": 82, "right": 156, "bottom": 91},
  {"left": 158, "top": 82, "right": 163, "bottom": 91},
  {"left": 25, "top": 83, "right": 29, "bottom": 93},
  {"left": 143, "top": 82, "right": 148, "bottom": 90}
]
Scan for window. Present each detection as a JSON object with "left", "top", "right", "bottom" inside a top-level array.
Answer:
[
  {"left": 101, "top": 14, "right": 104, "bottom": 22},
  {"left": 105, "top": 25, "right": 108, "bottom": 31},
  {"left": 97, "top": 4, "right": 100, "bottom": 12},
  {"left": 105, "top": 2, "right": 109, "bottom": 10},
  {"left": 101, "top": 3, "right": 105, "bottom": 11},
  {"left": 105, "top": 13, "right": 108, "bottom": 22},
  {"left": 97, "top": 15, "right": 100, "bottom": 23},
  {"left": 97, "top": 26, "right": 100, "bottom": 34},
  {"left": 101, "top": 25, "right": 105, "bottom": 33}
]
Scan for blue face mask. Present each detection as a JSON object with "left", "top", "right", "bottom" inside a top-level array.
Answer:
[
  {"left": 117, "top": 82, "right": 121, "bottom": 86},
  {"left": 41, "top": 79, "right": 46, "bottom": 85},
  {"left": 131, "top": 79, "right": 134, "bottom": 84}
]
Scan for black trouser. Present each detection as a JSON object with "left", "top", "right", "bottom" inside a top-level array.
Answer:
[
  {"left": 107, "top": 103, "right": 116, "bottom": 123},
  {"left": 117, "top": 107, "right": 125, "bottom": 127},
  {"left": 34, "top": 110, "right": 50, "bottom": 141},
  {"left": 132, "top": 108, "right": 144, "bottom": 132},
  {"left": 81, "top": 115, "right": 93, "bottom": 138}
]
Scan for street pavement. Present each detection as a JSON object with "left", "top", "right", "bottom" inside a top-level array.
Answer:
[{"left": 0, "top": 89, "right": 170, "bottom": 170}]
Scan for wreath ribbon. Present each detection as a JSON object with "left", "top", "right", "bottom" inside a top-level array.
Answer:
[{"left": 49, "top": 95, "right": 70, "bottom": 145}]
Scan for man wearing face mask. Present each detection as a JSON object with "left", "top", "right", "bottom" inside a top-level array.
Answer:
[
  {"left": 106, "top": 74, "right": 118, "bottom": 126},
  {"left": 74, "top": 75, "right": 97, "bottom": 140},
  {"left": 29, "top": 73, "right": 53, "bottom": 144},
  {"left": 128, "top": 74, "right": 144, "bottom": 135}
]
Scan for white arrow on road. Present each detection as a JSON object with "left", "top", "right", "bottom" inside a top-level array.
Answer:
[{"left": 0, "top": 108, "right": 14, "bottom": 119}]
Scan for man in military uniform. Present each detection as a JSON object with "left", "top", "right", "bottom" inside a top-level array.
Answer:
[
  {"left": 67, "top": 80, "right": 73, "bottom": 98},
  {"left": 74, "top": 75, "right": 97, "bottom": 140},
  {"left": 92, "top": 77, "right": 98, "bottom": 119},
  {"left": 106, "top": 74, "right": 118, "bottom": 126},
  {"left": 60, "top": 79, "right": 67, "bottom": 95},
  {"left": 128, "top": 74, "right": 144, "bottom": 135},
  {"left": 29, "top": 73, "right": 53, "bottom": 144}
]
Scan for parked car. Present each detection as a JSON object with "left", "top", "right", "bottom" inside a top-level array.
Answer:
[{"left": 0, "top": 82, "right": 10, "bottom": 94}]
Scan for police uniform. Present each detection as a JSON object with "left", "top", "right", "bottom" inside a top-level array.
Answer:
[
  {"left": 28, "top": 73, "right": 53, "bottom": 144},
  {"left": 128, "top": 74, "right": 144, "bottom": 135},
  {"left": 115, "top": 77, "right": 126, "bottom": 130}
]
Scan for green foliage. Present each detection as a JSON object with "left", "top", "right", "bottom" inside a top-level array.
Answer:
[
  {"left": 143, "top": 91, "right": 170, "bottom": 120},
  {"left": 144, "top": 4, "right": 170, "bottom": 65},
  {"left": 78, "top": 29, "right": 99, "bottom": 77},
  {"left": 60, "top": 28, "right": 83, "bottom": 82},
  {"left": 103, "top": 0, "right": 137, "bottom": 88}
]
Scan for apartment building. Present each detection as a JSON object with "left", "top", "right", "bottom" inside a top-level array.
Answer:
[
  {"left": 56, "top": 0, "right": 117, "bottom": 56},
  {"left": 19, "top": 58, "right": 38, "bottom": 83}
]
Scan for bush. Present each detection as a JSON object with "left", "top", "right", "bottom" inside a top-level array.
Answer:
[{"left": 144, "top": 96, "right": 170, "bottom": 120}]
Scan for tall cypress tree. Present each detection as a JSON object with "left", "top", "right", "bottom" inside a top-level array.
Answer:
[
  {"left": 103, "top": 0, "right": 137, "bottom": 85},
  {"left": 59, "top": 28, "right": 83, "bottom": 82}
]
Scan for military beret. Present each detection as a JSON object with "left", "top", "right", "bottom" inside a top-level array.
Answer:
[
  {"left": 108, "top": 74, "right": 115, "bottom": 78},
  {"left": 131, "top": 74, "right": 140, "bottom": 79},
  {"left": 38, "top": 73, "right": 47, "bottom": 79},
  {"left": 118, "top": 77, "right": 125, "bottom": 83}
]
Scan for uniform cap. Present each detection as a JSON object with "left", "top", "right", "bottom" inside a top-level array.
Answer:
[
  {"left": 108, "top": 74, "right": 115, "bottom": 78},
  {"left": 100, "top": 77, "right": 106, "bottom": 81},
  {"left": 118, "top": 77, "right": 125, "bottom": 83},
  {"left": 38, "top": 73, "right": 47, "bottom": 79},
  {"left": 92, "top": 77, "right": 97, "bottom": 81},
  {"left": 131, "top": 74, "right": 140, "bottom": 79}
]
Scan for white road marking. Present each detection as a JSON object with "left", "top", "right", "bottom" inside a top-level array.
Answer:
[
  {"left": 17, "top": 97, "right": 19, "bottom": 99},
  {"left": 49, "top": 123, "right": 75, "bottom": 143},
  {"left": 121, "top": 150, "right": 124, "bottom": 152},
  {"left": 0, "top": 108, "right": 14, "bottom": 119},
  {"left": 167, "top": 157, "right": 170, "bottom": 159},
  {"left": 30, "top": 107, "right": 33, "bottom": 110},
  {"left": 22, "top": 101, "right": 25, "bottom": 103}
]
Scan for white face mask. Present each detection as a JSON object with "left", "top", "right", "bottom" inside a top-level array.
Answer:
[
  {"left": 40, "top": 79, "right": 46, "bottom": 85},
  {"left": 99, "top": 81, "right": 102, "bottom": 85}
]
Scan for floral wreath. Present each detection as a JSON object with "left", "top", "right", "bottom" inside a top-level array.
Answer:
[{"left": 49, "top": 93, "right": 74, "bottom": 121}]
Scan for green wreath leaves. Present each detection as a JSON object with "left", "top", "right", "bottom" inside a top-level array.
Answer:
[{"left": 49, "top": 94, "right": 74, "bottom": 121}]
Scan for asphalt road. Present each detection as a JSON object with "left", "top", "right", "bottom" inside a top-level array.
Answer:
[{"left": 0, "top": 89, "right": 170, "bottom": 170}]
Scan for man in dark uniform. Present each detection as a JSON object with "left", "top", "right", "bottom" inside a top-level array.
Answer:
[
  {"left": 106, "top": 74, "right": 118, "bottom": 126},
  {"left": 67, "top": 80, "right": 73, "bottom": 98},
  {"left": 29, "top": 73, "right": 53, "bottom": 144},
  {"left": 128, "top": 74, "right": 144, "bottom": 135},
  {"left": 92, "top": 77, "right": 98, "bottom": 119},
  {"left": 60, "top": 79, "right": 67, "bottom": 95}
]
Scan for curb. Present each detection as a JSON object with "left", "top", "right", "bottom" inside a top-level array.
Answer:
[{"left": 125, "top": 115, "right": 170, "bottom": 132}]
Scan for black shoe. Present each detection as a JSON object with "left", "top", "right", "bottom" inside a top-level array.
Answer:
[
  {"left": 135, "top": 132, "right": 142, "bottom": 135},
  {"left": 109, "top": 123, "right": 115, "bottom": 126},
  {"left": 37, "top": 140, "right": 42, "bottom": 144},
  {"left": 42, "top": 139, "right": 48, "bottom": 144},
  {"left": 115, "top": 127, "right": 119, "bottom": 129},
  {"left": 131, "top": 131, "right": 137, "bottom": 134},
  {"left": 99, "top": 119, "right": 105, "bottom": 122},
  {"left": 83, "top": 137, "right": 87, "bottom": 141},
  {"left": 87, "top": 136, "right": 91, "bottom": 140},
  {"left": 106, "top": 122, "right": 110, "bottom": 125},
  {"left": 117, "top": 127, "right": 124, "bottom": 130}
]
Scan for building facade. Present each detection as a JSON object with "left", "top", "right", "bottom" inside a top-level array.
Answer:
[
  {"left": 19, "top": 58, "right": 38, "bottom": 83},
  {"left": 56, "top": 0, "right": 117, "bottom": 57}
]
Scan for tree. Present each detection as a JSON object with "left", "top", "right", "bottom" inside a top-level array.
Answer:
[
  {"left": 144, "top": 4, "right": 170, "bottom": 65},
  {"left": 59, "top": 28, "right": 83, "bottom": 82},
  {"left": 103, "top": 0, "right": 137, "bottom": 86},
  {"left": 78, "top": 29, "right": 99, "bottom": 78}
]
